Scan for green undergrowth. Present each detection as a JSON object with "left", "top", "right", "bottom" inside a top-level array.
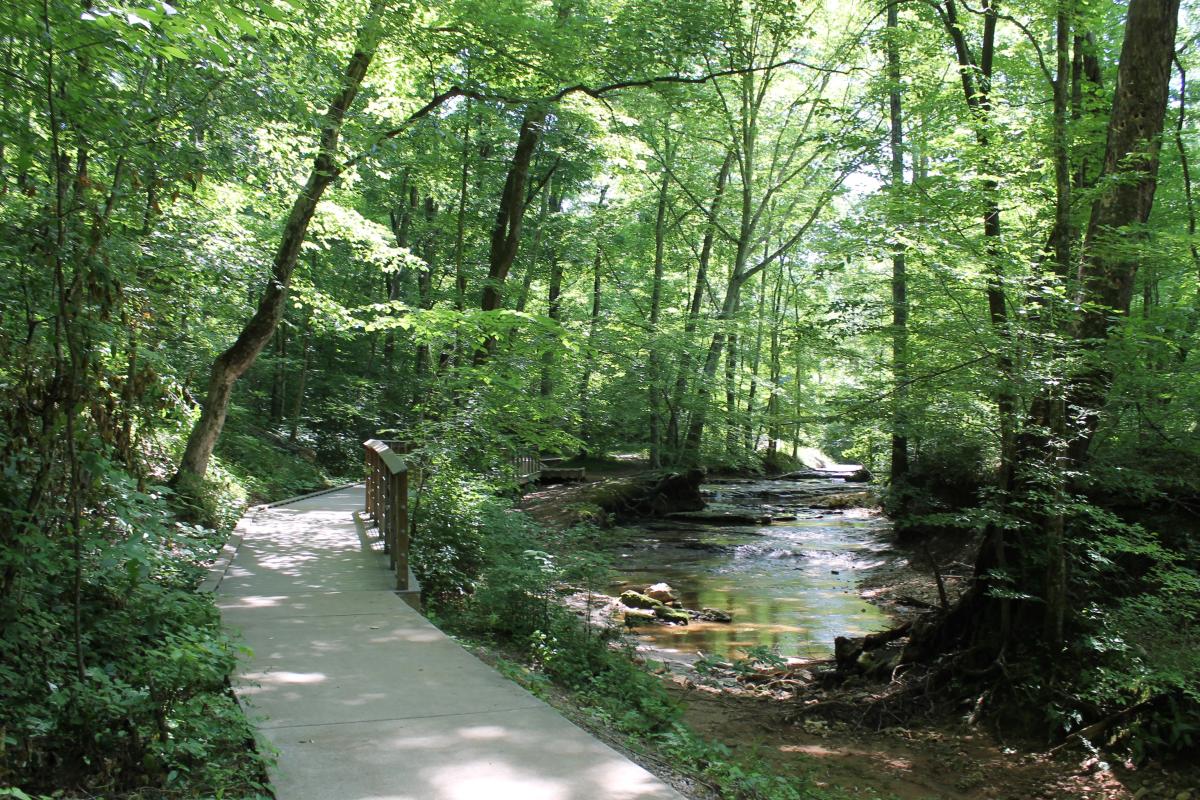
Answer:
[
  {"left": 414, "top": 470, "right": 888, "bottom": 799},
  {"left": 212, "top": 406, "right": 343, "bottom": 503},
  {"left": 0, "top": 446, "right": 271, "bottom": 798}
]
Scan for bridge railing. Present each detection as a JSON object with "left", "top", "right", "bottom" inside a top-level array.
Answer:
[
  {"left": 510, "top": 453, "right": 542, "bottom": 484},
  {"left": 362, "top": 439, "right": 409, "bottom": 590}
]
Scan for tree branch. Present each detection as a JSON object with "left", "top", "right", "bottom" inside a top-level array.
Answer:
[{"left": 341, "top": 58, "right": 844, "bottom": 174}]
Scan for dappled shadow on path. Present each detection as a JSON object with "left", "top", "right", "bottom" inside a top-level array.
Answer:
[{"left": 220, "top": 485, "right": 681, "bottom": 799}]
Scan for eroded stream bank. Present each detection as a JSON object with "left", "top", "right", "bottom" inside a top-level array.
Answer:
[{"left": 602, "top": 476, "right": 894, "bottom": 664}]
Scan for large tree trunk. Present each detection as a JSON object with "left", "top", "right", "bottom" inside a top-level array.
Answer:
[
  {"left": 474, "top": 106, "right": 546, "bottom": 364},
  {"left": 480, "top": 107, "right": 546, "bottom": 315},
  {"left": 1068, "top": 0, "right": 1181, "bottom": 462},
  {"left": 172, "top": 0, "right": 386, "bottom": 483}
]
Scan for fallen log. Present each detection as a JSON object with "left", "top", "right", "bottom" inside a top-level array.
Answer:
[{"left": 585, "top": 469, "right": 706, "bottom": 521}]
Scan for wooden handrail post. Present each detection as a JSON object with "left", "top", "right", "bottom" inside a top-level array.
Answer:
[
  {"left": 391, "top": 470, "right": 409, "bottom": 590},
  {"left": 363, "top": 438, "right": 410, "bottom": 591}
]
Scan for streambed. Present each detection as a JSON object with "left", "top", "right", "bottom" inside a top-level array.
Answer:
[{"left": 609, "top": 477, "right": 894, "bottom": 663}]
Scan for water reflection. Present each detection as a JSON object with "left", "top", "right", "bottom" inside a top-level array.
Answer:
[{"left": 610, "top": 479, "right": 893, "bottom": 663}]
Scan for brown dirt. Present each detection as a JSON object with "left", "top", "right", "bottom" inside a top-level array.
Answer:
[
  {"left": 517, "top": 456, "right": 648, "bottom": 527},
  {"left": 668, "top": 681, "right": 1200, "bottom": 800}
]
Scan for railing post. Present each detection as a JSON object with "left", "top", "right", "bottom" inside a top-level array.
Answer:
[
  {"left": 390, "top": 470, "right": 409, "bottom": 590},
  {"left": 383, "top": 471, "right": 395, "bottom": 569},
  {"left": 363, "top": 438, "right": 410, "bottom": 591},
  {"left": 364, "top": 446, "right": 373, "bottom": 520}
]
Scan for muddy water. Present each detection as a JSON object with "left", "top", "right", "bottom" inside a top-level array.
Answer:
[{"left": 610, "top": 478, "right": 893, "bottom": 663}]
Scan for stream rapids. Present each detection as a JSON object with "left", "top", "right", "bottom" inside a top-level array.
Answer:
[{"left": 607, "top": 476, "right": 894, "bottom": 665}]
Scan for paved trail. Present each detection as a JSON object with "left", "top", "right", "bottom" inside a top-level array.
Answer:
[{"left": 215, "top": 485, "right": 682, "bottom": 800}]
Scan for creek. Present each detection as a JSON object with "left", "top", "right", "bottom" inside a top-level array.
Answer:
[{"left": 609, "top": 477, "right": 894, "bottom": 664}]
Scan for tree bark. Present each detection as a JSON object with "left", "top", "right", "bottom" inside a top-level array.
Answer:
[
  {"left": 480, "top": 107, "right": 546, "bottom": 315},
  {"left": 1067, "top": 0, "right": 1181, "bottom": 464},
  {"left": 414, "top": 194, "right": 437, "bottom": 398},
  {"left": 649, "top": 168, "right": 670, "bottom": 468},
  {"left": 577, "top": 189, "right": 607, "bottom": 450},
  {"left": 172, "top": 0, "right": 387, "bottom": 483},
  {"left": 887, "top": 0, "right": 909, "bottom": 484},
  {"left": 540, "top": 191, "right": 564, "bottom": 398}
]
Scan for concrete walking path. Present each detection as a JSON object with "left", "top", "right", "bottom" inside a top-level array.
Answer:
[{"left": 215, "top": 485, "right": 683, "bottom": 800}]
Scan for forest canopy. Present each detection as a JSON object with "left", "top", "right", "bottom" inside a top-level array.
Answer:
[{"left": 1, "top": 0, "right": 1198, "bottom": 794}]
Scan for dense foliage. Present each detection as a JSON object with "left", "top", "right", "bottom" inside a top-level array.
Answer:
[{"left": 2, "top": 0, "right": 1199, "bottom": 793}]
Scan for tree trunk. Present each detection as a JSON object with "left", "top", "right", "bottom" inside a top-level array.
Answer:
[
  {"left": 1040, "top": 0, "right": 1074, "bottom": 648},
  {"left": 172, "top": 0, "right": 386, "bottom": 483},
  {"left": 540, "top": 191, "right": 564, "bottom": 398},
  {"left": 384, "top": 173, "right": 415, "bottom": 360},
  {"left": 453, "top": 87, "right": 473, "bottom": 312},
  {"left": 649, "top": 169, "right": 669, "bottom": 468},
  {"left": 670, "top": 152, "right": 732, "bottom": 457},
  {"left": 1068, "top": 0, "right": 1181, "bottom": 464},
  {"left": 887, "top": 0, "right": 909, "bottom": 485},
  {"left": 743, "top": 258, "right": 769, "bottom": 453},
  {"left": 269, "top": 321, "right": 287, "bottom": 424},
  {"left": 289, "top": 309, "right": 312, "bottom": 442},
  {"left": 577, "top": 190, "right": 607, "bottom": 450},
  {"left": 414, "top": 194, "right": 436, "bottom": 397},
  {"left": 911, "top": 0, "right": 1181, "bottom": 663},
  {"left": 516, "top": 182, "right": 551, "bottom": 314},
  {"left": 939, "top": 0, "right": 1014, "bottom": 643},
  {"left": 480, "top": 107, "right": 546, "bottom": 315}
]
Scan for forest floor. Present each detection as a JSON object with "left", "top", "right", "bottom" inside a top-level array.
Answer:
[{"left": 517, "top": 462, "right": 1200, "bottom": 800}]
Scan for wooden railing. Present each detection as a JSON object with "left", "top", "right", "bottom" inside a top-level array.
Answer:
[
  {"left": 363, "top": 439, "right": 410, "bottom": 590},
  {"left": 510, "top": 453, "right": 542, "bottom": 484}
]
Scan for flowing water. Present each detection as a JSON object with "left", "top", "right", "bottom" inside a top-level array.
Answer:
[{"left": 610, "top": 477, "right": 894, "bottom": 664}]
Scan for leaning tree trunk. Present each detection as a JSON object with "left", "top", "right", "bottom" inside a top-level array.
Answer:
[
  {"left": 172, "top": 0, "right": 386, "bottom": 483},
  {"left": 480, "top": 107, "right": 546, "bottom": 315}
]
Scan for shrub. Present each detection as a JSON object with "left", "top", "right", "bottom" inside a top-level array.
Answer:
[
  {"left": 0, "top": 462, "right": 268, "bottom": 796},
  {"left": 411, "top": 468, "right": 493, "bottom": 604}
]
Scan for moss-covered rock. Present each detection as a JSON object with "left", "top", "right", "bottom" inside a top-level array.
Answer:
[
  {"left": 620, "top": 590, "right": 661, "bottom": 610},
  {"left": 654, "top": 606, "right": 690, "bottom": 625}
]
